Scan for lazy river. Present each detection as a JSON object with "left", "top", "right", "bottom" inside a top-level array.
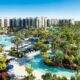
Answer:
[
  {"left": 0, "top": 35, "right": 77, "bottom": 79},
  {"left": 26, "top": 55, "right": 77, "bottom": 79},
  {"left": 0, "top": 35, "right": 14, "bottom": 47}
]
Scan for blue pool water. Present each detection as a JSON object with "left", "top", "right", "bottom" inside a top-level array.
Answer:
[
  {"left": 0, "top": 35, "right": 15, "bottom": 47},
  {"left": 26, "top": 55, "right": 77, "bottom": 79},
  {"left": 0, "top": 35, "right": 77, "bottom": 79}
]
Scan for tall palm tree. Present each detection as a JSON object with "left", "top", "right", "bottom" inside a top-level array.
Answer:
[{"left": 12, "top": 37, "right": 23, "bottom": 53}]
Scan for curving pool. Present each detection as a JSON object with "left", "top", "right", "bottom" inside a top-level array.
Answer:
[
  {"left": 0, "top": 35, "right": 77, "bottom": 79},
  {"left": 26, "top": 55, "right": 77, "bottom": 79},
  {"left": 0, "top": 35, "right": 15, "bottom": 47}
]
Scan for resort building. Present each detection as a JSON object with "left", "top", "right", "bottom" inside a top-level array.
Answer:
[
  {"left": 74, "top": 20, "right": 80, "bottom": 25},
  {"left": 17, "top": 18, "right": 24, "bottom": 28},
  {"left": 58, "top": 19, "right": 71, "bottom": 26},
  {"left": 44, "top": 17, "right": 48, "bottom": 28},
  {"left": 0, "top": 19, "right": 2, "bottom": 27},
  {"left": 4, "top": 18, "right": 9, "bottom": 27},
  {"left": 25, "top": 18, "right": 30, "bottom": 28},
  {"left": 41, "top": 17, "right": 45, "bottom": 27},
  {"left": 9, "top": 18, "right": 17, "bottom": 28},
  {"left": 0, "top": 18, "right": 9, "bottom": 27},
  {"left": 0, "top": 17, "right": 74, "bottom": 28},
  {"left": 34, "top": 17, "right": 40, "bottom": 28},
  {"left": 47, "top": 19, "right": 51, "bottom": 26},
  {"left": 50, "top": 19, "right": 59, "bottom": 26},
  {"left": 47, "top": 19, "right": 59, "bottom": 26}
]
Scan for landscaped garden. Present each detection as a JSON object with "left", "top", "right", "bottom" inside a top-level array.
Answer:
[
  {"left": 0, "top": 25, "right": 80, "bottom": 80},
  {"left": 0, "top": 55, "right": 9, "bottom": 80},
  {"left": 44, "top": 25, "right": 80, "bottom": 71}
]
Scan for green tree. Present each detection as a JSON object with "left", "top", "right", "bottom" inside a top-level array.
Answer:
[{"left": 12, "top": 37, "right": 23, "bottom": 53}]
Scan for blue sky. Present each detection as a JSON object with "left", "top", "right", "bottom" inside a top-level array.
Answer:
[{"left": 0, "top": 0, "right": 80, "bottom": 19}]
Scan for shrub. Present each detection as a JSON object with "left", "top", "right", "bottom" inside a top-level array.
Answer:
[
  {"left": 25, "top": 67, "right": 33, "bottom": 74},
  {"left": 44, "top": 58, "right": 52, "bottom": 65},
  {"left": 0, "top": 46, "right": 4, "bottom": 52}
]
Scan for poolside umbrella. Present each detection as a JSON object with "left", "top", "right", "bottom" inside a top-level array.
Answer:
[
  {"left": 9, "top": 58, "right": 16, "bottom": 62},
  {"left": 6, "top": 65, "right": 14, "bottom": 71},
  {"left": 9, "top": 74, "right": 15, "bottom": 79},
  {"left": 28, "top": 48, "right": 34, "bottom": 51}
]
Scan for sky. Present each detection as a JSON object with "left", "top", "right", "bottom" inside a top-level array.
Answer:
[{"left": 0, "top": 0, "right": 80, "bottom": 20}]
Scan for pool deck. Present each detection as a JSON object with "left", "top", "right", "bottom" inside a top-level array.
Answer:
[
  {"left": 8, "top": 61, "right": 28, "bottom": 79},
  {"left": 0, "top": 35, "right": 77, "bottom": 80},
  {"left": 7, "top": 55, "right": 44, "bottom": 80},
  {"left": 26, "top": 50, "right": 40, "bottom": 58}
]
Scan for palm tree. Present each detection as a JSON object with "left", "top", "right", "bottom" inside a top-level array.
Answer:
[
  {"left": 22, "top": 74, "right": 35, "bottom": 80},
  {"left": 0, "top": 55, "right": 9, "bottom": 80},
  {"left": 42, "top": 73, "right": 53, "bottom": 80},
  {"left": 12, "top": 37, "right": 23, "bottom": 53},
  {"left": 22, "top": 67, "right": 35, "bottom": 80}
]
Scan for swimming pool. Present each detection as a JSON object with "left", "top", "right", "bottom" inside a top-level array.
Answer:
[
  {"left": 26, "top": 55, "right": 77, "bottom": 79},
  {"left": 0, "top": 35, "right": 77, "bottom": 79},
  {"left": 0, "top": 35, "right": 15, "bottom": 47}
]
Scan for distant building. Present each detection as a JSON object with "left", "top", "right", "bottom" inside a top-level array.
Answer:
[
  {"left": 29, "top": 17, "right": 34, "bottom": 27},
  {"left": 23, "top": 18, "right": 26, "bottom": 28},
  {"left": 74, "top": 21, "right": 80, "bottom": 25},
  {"left": 34, "top": 17, "right": 40, "bottom": 28},
  {"left": 51, "top": 19, "right": 59, "bottom": 26},
  {"left": 47, "top": 19, "right": 59, "bottom": 26},
  {"left": 25, "top": 18, "right": 29, "bottom": 28},
  {"left": 44, "top": 17, "right": 48, "bottom": 28},
  {"left": 0, "top": 17, "right": 73, "bottom": 29},
  {"left": 0, "top": 19, "right": 2, "bottom": 27},
  {"left": 4, "top": 18, "right": 9, "bottom": 27},
  {"left": 41, "top": 17, "right": 45, "bottom": 27},
  {"left": 16, "top": 18, "right": 22, "bottom": 27},
  {"left": 10, "top": 18, "right": 24, "bottom": 29},
  {"left": 47, "top": 19, "right": 51, "bottom": 27},
  {"left": 59, "top": 19, "right": 71, "bottom": 26},
  {"left": 9, "top": 18, "right": 17, "bottom": 28},
  {"left": 71, "top": 19, "right": 75, "bottom": 25}
]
